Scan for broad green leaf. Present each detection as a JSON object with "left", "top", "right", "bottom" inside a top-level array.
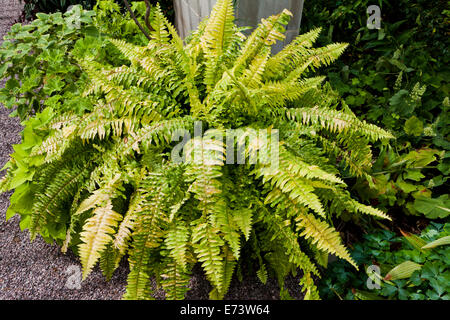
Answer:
[
  {"left": 384, "top": 261, "right": 423, "bottom": 281},
  {"left": 422, "top": 236, "right": 450, "bottom": 249},
  {"left": 413, "top": 195, "right": 450, "bottom": 219},
  {"left": 396, "top": 177, "right": 417, "bottom": 193},
  {"left": 404, "top": 170, "right": 425, "bottom": 181},
  {"left": 404, "top": 116, "right": 423, "bottom": 136}
]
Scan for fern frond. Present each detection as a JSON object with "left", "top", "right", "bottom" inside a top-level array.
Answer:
[
  {"left": 258, "top": 166, "right": 327, "bottom": 218},
  {"left": 119, "top": 117, "right": 194, "bottom": 156},
  {"left": 30, "top": 159, "right": 92, "bottom": 240},
  {"left": 160, "top": 257, "right": 191, "bottom": 300},
  {"left": 79, "top": 200, "right": 123, "bottom": 279},
  {"left": 300, "top": 272, "right": 321, "bottom": 300},
  {"left": 348, "top": 198, "right": 392, "bottom": 220},
  {"left": 191, "top": 218, "right": 225, "bottom": 291},
  {"left": 201, "top": 0, "right": 235, "bottom": 57},
  {"left": 164, "top": 221, "right": 190, "bottom": 272},
  {"left": 264, "top": 27, "right": 322, "bottom": 79},
  {"left": 306, "top": 43, "right": 349, "bottom": 68},
  {"left": 149, "top": 3, "right": 171, "bottom": 44},
  {"left": 34, "top": 125, "right": 78, "bottom": 162},
  {"left": 232, "top": 208, "right": 253, "bottom": 241},
  {"left": 242, "top": 48, "right": 270, "bottom": 88},
  {"left": 99, "top": 243, "right": 122, "bottom": 281},
  {"left": 125, "top": 172, "right": 170, "bottom": 300},
  {"left": 123, "top": 257, "right": 153, "bottom": 300},
  {"left": 294, "top": 210, "right": 357, "bottom": 269},
  {"left": 213, "top": 199, "right": 241, "bottom": 260},
  {"left": 210, "top": 245, "right": 236, "bottom": 299},
  {"left": 260, "top": 207, "right": 319, "bottom": 277},
  {"left": 61, "top": 180, "right": 90, "bottom": 253},
  {"left": 232, "top": 9, "right": 292, "bottom": 75},
  {"left": 184, "top": 134, "right": 226, "bottom": 216},
  {"left": 255, "top": 76, "right": 325, "bottom": 109},
  {"left": 113, "top": 191, "right": 142, "bottom": 254},
  {"left": 317, "top": 135, "right": 372, "bottom": 177},
  {"left": 287, "top": 106, "right": 394, "bottom": 141}
]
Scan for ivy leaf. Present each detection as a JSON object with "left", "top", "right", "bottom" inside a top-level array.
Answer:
[
  {"left": 404, "top": 170, "right": 425, "bottom": 181},
  {"left": 404, "top": 116, "right": 423, "bottom": 136},
  {"left": 396, "top": 177, "right": 417, "bottom": 193},
  {"left": 413, "top": 195, "right": 450, "bottom": 219},
  {"left": 43, "top": 76, "right": 65, "bottom": 95}
]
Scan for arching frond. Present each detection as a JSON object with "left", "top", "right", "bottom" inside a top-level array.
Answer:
[
  {"left": 287, "top": 106, "right": 394, "bottom": 141},
  {"left": 79, "top": 201, "right": 123, "bottom": 279}
]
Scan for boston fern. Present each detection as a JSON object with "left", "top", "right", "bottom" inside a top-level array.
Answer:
[{"left": 1, "top": 1, "right": 393, "bottom": 299}]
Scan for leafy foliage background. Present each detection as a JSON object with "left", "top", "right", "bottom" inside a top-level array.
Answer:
[
  {"left": 22, "top": 0, "right": 175, "bottom": 22},
  {"left": 302, "top": 0, "right": 449, "bottom": 220}
]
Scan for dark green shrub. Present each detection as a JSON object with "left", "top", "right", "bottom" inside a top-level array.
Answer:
[{"left": 302, "top": 0, "right": 449, "bottom": 221}]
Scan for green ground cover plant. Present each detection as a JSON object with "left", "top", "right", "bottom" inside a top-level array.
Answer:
[
  {"left": 22, "top": 0, "right": 175, "bottom": 23},
  {"left": 319, "top": 222, "right": 450, "bottom": 300},
  {"left": 0, "top": 1, "right": 394, "bottom": 299}
]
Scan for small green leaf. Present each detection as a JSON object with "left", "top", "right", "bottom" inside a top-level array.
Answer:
[
  {"left": 404, "top": 116, "right": 423, "bottom": 136},
  {"left": 404, "top": 170, "right": 425, "bottom": 181},
  {"left": 396, "top": 177, "right": 417, "bottom": 193},
  {"left": 413, "top": 195, "right": 450, "bottom": 219}
]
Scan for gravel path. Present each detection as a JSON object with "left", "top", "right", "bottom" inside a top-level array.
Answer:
[
  {"left": 0, "top": 0, "right": 131, "bottom": 300},
  {"left": 0, "top": 0, "right": 304, "bottom": 300}
]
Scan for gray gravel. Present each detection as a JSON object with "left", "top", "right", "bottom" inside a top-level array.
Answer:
[{"left": 0, "top": 0, "right": 304, "bottom": 300}]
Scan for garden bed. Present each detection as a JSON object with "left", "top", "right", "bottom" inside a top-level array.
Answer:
[{"left": 0, "top": 0, "right": 447, "bottom": 301}]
